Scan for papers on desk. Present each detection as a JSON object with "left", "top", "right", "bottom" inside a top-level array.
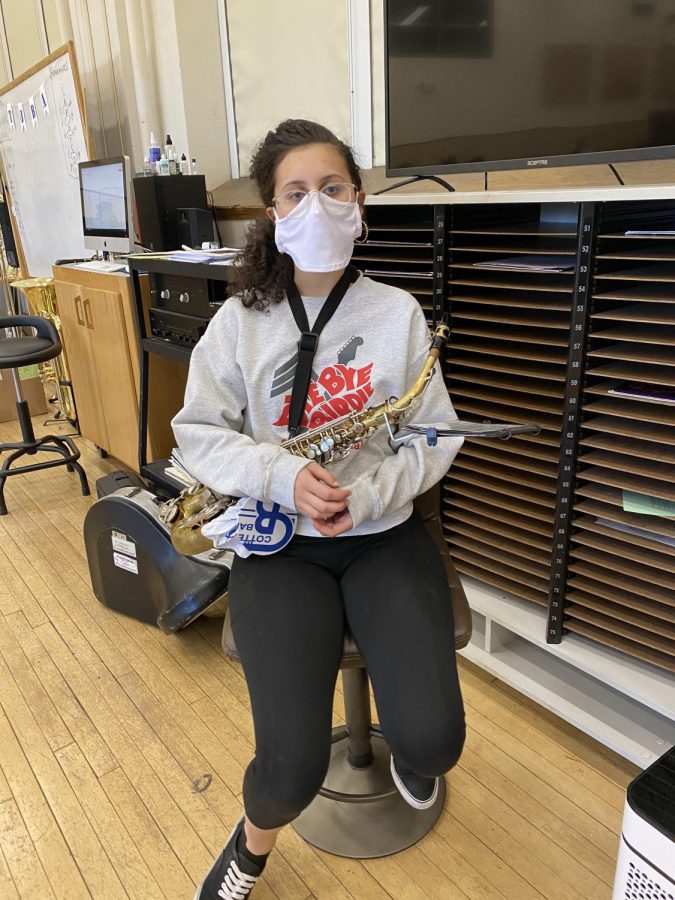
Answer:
[
  {"left": 473, "top": 254, "right": 576, "bottom": 273},
  {"left": 163, "top": 448, "right": 197, "bottom": 488},
  {"left": 168, "top": 246, "right": 240, "bottom": 264},
  {"left": 128, "top": 247, "right": 241, "bottom": 265},
  {"left": 76, "top": 260, "right": 128, "bottom": 272}
]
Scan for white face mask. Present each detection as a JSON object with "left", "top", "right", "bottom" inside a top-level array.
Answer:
[{"left": 273, "top": 191, "right": 363, "bottom": 273}]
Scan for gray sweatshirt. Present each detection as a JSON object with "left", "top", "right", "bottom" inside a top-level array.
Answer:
[{"left": 171, "top": 274, "right": 463, "bottom": 537}]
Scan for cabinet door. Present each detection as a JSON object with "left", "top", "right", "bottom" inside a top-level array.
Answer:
[
  {"left": 83, "top": 287, "right": 139, "bottom": 470},
  {"left": 54, "top": 281, "right": 109, "bottom": 449}
]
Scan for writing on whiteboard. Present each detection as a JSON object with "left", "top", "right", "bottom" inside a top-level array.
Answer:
[{"left": 58, "top": 87, "right": 80, "bottom": 178}]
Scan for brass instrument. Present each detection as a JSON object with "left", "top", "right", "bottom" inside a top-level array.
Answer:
[
  {"left": 10, "top": 277, "right": 77, "bottom": 424},
  {"left": 160, "top": 318, "right": 451, "bottom": 557}
]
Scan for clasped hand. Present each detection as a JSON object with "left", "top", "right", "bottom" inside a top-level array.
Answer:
[{"left": 294, "top": 461, "right": 353, "bottom": 537}]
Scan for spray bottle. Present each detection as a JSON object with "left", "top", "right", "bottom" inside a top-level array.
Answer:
[{"left": 148, "top": 131, "right": 161, "bottom": 167}]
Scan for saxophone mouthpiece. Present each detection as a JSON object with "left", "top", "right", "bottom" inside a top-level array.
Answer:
[{"left": 430, "top": 315, "right": 450, "bottom": 352}]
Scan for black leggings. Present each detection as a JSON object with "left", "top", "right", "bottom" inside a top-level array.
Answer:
[{"left": 227, "top": 510, "right": 466, "bottom": 830}]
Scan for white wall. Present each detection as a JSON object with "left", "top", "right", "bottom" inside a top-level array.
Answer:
[
  {"left": 370, "top": 0, "right": 386, "bottom": 167},
  {"left": 0, "top": 0, "right": 384, "bottom": 189},
  {"left": 174, "top": 1, "right": 230, "bottom": 187},
  {"left": 0, "top": 0, "right": 232, "bottom": 189},
  {"left": 225, "top": 0, "right": 352, "bottom": 175}
]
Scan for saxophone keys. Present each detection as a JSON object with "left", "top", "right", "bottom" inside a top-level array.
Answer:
[{"left": 159, "top": 501, "right": 179, "bottom": 524}]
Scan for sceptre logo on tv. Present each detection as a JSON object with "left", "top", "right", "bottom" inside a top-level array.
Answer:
[{"left": 527, "top": 158, "right": 549, "bottom": 167}]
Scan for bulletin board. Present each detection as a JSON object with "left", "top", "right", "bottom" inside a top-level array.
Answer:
[{"left": 0, "top": 42, "right": 90, "bottom": 277}]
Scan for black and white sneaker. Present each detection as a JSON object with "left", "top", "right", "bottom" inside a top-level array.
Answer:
[
  {"left": 195, "top": 816, "right": 262, "bottom": 900},
  {"left": 390, "top": 754, "right": 440, "bottom": 810}
]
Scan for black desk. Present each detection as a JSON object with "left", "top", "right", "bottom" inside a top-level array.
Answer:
[{"left": 127, "top": 255, "right": 230, "bottom": 495}]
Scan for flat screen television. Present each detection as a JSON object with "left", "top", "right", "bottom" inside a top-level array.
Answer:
[{"left": 385, "top": 0, "right": 675, "bottom": 177}]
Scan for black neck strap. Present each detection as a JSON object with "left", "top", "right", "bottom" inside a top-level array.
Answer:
[{"left": 285, "top": 266, "right": 359, "bottom": 437}]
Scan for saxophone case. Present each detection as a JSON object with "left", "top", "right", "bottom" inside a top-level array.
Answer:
[{"left": 83, "top": 484, "right": 232, "bottom": 634}]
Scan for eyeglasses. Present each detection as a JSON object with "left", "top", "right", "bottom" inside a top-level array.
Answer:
[{"left": 273, "top": 183, "right": 358, "bottom": 219}]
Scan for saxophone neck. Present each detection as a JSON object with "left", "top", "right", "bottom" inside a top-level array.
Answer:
[{"left": 389, "top": 317, "right": 449, "bottom": 415}]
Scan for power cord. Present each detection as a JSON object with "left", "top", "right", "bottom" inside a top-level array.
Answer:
[{"left": 207, "top": 190, "right": 224, "bottom": 247}]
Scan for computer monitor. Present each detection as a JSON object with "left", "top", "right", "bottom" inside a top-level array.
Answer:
[{"left": 78, "top": 156, "right": 134, "bottom": 254}]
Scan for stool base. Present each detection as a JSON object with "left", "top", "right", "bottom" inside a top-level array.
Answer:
[
  {"left": 292, "top": 727, "right": 445, "bottom": 858},
  {"left": 0, "top": 434, "right": 89, "bottom": 515}
]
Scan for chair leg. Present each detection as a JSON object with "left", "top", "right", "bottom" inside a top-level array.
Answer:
[
  {"left": 36, "top": 436, "right": 90, "bottom": 497},
  {"left": 0, "top": 445, "right": 28, "bottom": 515},
  {"left": 342, "top": 667, "right": 374, "bottom": 767}
]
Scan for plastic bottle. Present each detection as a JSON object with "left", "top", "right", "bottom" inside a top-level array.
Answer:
[
  {"left": 179, "top": 153, "right": 189, "bottom": 175},
  {"left": 191, "top": 157, "right": 198, "bottom": 175},
  {"left": 143, "top": 156, "right": 152, "bottom": 176},
  {"left": 148, "top": 131, "right": 161, "bottom": 166},
  {"left": 158, "top": 154, "right": 170, "bottom": 176},
  {"left": 165, "top": 135, "right": 177, "bottom": 174}
]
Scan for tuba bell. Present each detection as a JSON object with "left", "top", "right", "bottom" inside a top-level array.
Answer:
[{"left": 10, "top": 277, "right": 78, "bottom": 425}]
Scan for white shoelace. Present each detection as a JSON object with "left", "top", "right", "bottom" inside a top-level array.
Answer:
[{"left": 217, "top": 859, "right": 258, "bottom": 899}]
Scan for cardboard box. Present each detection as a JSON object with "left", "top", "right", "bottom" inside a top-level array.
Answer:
[{"left": 0, "top": 364, "right": 48, "bottom": 423}]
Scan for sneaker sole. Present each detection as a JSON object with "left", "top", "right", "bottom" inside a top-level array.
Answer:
[
  {"left": 389, "top": 754, "right": 439, "bottom": 810},
  {"left": 194, "top": 815, "right": 244, "bottom": 899}
]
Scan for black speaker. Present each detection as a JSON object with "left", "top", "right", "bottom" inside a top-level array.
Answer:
[
  {"left": 176, "top": 207, "right": 214, "bottom": 248},
  {"left": 133, "top": 175, "right": 209, "bottom": 251},
  {"left": 0, "top": 200, "right": 20, "bottom": 268}
]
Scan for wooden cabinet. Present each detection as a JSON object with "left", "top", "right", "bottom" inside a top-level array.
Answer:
[
  {"left": 53, "top": 266, "right": 187, "bottom": 471},
  {"left": 55, "top": 280, "right": 110, "bottom": 450}
]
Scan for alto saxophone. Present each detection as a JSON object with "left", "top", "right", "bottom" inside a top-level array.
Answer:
[{"left": 159, "top": 318, "right": 450, "bottom": 556}]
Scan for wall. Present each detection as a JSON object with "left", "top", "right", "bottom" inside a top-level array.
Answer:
[
  {"left": 0, "top": 0, "right": 231, "bottom": 189},
  {"left": 370, "top": 0, "right": 386, "bottom": 167},
  {"left": 225, "top": 0, "right": 352, "bottom": 174},
  {"left": 0, "top": 0, "right": 373, "bottom": 187}
]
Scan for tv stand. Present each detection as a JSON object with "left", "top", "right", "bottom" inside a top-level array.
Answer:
[
  {"left": 608, "top": 163, "right": 626, "bottom": 186},
  {"left": 372, "top": 174, "right": 456, "bottom": 195}
]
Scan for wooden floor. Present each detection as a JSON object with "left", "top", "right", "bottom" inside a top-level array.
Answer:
[{"left": 0, "top": 411, "right": 639, "bottom": 899}]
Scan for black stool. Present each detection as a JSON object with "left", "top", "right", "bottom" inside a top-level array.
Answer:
[{"left": 0, "top": 315, "right": 89, "bottom": 515}]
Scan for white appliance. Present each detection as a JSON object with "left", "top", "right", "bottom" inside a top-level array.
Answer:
[{"left": 613, "top": 745, "right": 674, "bottom": 900}]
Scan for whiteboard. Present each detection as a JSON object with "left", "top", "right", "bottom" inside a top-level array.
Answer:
[{"left": 0, "top": 42, "right": 90, "bottom": 277}]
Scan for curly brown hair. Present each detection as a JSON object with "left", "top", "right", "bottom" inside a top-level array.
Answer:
[{"left": 228, "top": 119, "right": 363, "bottom": 310}]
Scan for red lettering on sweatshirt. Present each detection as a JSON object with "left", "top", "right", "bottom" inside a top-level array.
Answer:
[{"left": 273, "top": 362, "right": 374, "bottom": 429}]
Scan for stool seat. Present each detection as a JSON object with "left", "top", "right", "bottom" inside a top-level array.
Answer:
[
  {"left": 0, "top": 336, "right": 56, "bottom": 366},
  {"left": 0, "top": 315, "right": 61, "bottom": 367}
]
